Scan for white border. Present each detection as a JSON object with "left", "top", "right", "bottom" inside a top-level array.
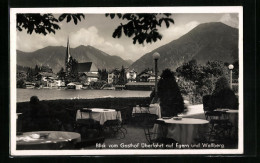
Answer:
[{"left": 10, "top": 6, "right": 243, "bottom": 156}]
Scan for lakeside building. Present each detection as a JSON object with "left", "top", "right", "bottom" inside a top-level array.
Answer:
[
  {"left": 147, "top": 76, "right": 161, "bottom": 82},
  {"left": 67, "top": 82, "right": 83, "bottom": 90},
  {"left": 108, "top": 68, "right": 137, "bottom": 84},
  {"left": 107, "top": 68, "right": 120, "bottom": 84},
  {"left": 136, "top": 69, "right": 154, "bottom": 82},
  {"left": 125, "top": 69, "right": 137, "bottom": 82}
]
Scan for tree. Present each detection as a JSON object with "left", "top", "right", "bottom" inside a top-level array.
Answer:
[
  {"left": 105, "top": 13, "right": 174, "bottom": 44},
  {"left": 176, "top": 59, "right": 206, "bottom": 86},
  {"left": 17, "top": 79, "right": 26, "bottom": 88},
  {"left": 17, "top": 13, "right": 174, "bottom": 45},
  {"left": 98, "top": 69, "right": 108, "bottom": 81},
  {"left": 157, "top": 69, "right": 185, "bottom": 117},
  {"left": 26, "top": 67, "right": 34, "bottom": 82},
  {"left": 57, "top": 67, "right": 66, "bottom": 80},
  {"left": 66, "top": 56, "right": 79, "bottom": 82},
  {"left": 117, "top": 66, "right": 127, "bottom": 85},
  {"left": 17, "top": 14, "right": 84, "bottom": 35}
]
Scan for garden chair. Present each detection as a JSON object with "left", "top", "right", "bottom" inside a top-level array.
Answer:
[
  {"left": 142, "top": 116, "right": 177, "bottom": 149},
  {"left": 103, "top": 109, "right": 127, "bottom": 139},
  {"left": 75, "top": 108, "right": 103, "bottom": 139},
  {"left": 202, "top": 95, "right": 233, "bottom": 142}
]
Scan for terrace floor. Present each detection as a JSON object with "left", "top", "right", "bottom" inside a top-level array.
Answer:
[{"left": 81, "top": 123, "right": 238, "bottom": 150}]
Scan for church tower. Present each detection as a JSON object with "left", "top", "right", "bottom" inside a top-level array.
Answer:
[{"left": 65, "top": 37, "right": 71, "bottom": 73}]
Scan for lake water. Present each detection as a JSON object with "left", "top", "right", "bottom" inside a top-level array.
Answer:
[{"left": 17, "top": 89, "right": 152, "bottom": 102}]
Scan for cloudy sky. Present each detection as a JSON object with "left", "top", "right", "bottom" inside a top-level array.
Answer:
[{"left": 16, "top": 13, "right": 238, "bottom": 61}]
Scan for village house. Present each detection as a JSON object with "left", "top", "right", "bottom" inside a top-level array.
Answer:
[
  {"left": 107, "top": 68, "right": 120, "bottom": 84},
  {"left": 136, "top": 69, "right": 154, "bottom": 82},
  {"left": 125, "top": 69, "right": 137, "bottom": 82},
  {"left": 108, "top": 68, "right": 137, "bottom": 84}
]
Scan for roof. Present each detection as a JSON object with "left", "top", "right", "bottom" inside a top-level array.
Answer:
[
  {"left": 137, "top": 71, "right": 154, "bottom": 77},
  {"left": 77, "top": 62, "right": 98, "bottom": 72},
  {"left": 68, "top": 82, "right": 82, "bottom": 85},
  {"left": 84, "top": 73, "right": 99, "bottom": 78},
  {"left": 148, "top": 76, "right": 161, "bottom": 80},
  {"left": 125, "top": 69, "right": 137, "bottom": 73}
]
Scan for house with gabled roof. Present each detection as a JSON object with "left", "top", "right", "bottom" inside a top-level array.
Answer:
[{"left": 77, "top": 62, "right": 98, "bottom": 74}]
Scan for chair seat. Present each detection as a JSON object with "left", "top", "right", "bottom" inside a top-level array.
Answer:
[
  {"left": 104, "top": 119, "right": 120, "bottom": 126},
  {"left": 76, "top": 119, "right": 101, "bottom": 129},
  {"left": 210, "top": 119, "right": 229, "bottom": 124}
]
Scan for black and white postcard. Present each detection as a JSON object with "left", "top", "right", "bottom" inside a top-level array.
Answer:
[{"left": 10, "top": 7, "right": 243, "bottom": 156}]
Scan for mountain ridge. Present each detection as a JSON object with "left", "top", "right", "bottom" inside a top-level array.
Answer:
[
  {"left": 17, "top": 45, "right": 131, "bottom": 73},
  {"left": 130, "top": 22, "right": 238, "bottom": 73}
]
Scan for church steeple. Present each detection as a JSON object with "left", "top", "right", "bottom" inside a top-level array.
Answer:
[{"left": 65, "top": 37, "right": 71, "bottom": 68}]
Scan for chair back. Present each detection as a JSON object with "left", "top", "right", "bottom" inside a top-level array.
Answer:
[
  {"left": 79, "top": 109, "right": 93, "bottom": 119},
  {"left": 141, "top": 113, "right": 159, "bottom": 143},
  {"left": 203, "top": 95, "right": 214, "bottom": 112}
]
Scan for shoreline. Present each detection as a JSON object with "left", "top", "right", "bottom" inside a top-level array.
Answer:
[{"left": 16, "top": 89, "right": 152, "bottom": 103}]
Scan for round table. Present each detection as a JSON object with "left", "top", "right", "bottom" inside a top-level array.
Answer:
[
  {"left": 16, "top": 131, "right": 81, "bottom": 150},
  {"left": 76, "top": 108, "right": 122, "bottom": 125},
  {"left": 155, "top": 118, "right": 209, "bottom": 145}
]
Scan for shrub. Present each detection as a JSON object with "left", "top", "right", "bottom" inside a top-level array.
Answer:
[
  {"left": 212, "top": 76, "right": 238, "bottom": 109},
  {"left": 212, "top": 76, "right": 230, "bottom": 94},
  {"left": 212, "top": 88, "right": 238, "bottom": 109},
  {"left": 157, "top": 69, "right": 185, "bottom": 117}
]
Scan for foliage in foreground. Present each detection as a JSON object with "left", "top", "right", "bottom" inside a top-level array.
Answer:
[{"left": 17, "top": 13, "right": 174, "bottom": 45}]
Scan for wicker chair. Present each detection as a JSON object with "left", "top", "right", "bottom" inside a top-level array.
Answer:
[
  {"left": 142, "top": 114, "right": 177, "bottom": 149},
  {"left": 75, "top": 109, "right": 102, "bottom": 138}
]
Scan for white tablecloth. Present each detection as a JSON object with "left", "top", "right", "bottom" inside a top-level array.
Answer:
[
  {"left": 76, "top": 108, "right": 122, "bottom": 125},
  {"left": 132, "top": 103, "right": 161, "bottom": 118},
  {"left": 153, "top": 118, "right": 209, "bottom": 144}
]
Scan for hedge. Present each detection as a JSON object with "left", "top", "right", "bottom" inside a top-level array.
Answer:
[{"left": 17, "top": 97, "right": 151, "bottom": 132}]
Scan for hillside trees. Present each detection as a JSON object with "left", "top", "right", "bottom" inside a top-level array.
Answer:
[
  {"left": 176, "top": 60, "right": 231, "bottom": 103},
  {"left": 17, "top": 13, "right": 174, "bottom": 45}
]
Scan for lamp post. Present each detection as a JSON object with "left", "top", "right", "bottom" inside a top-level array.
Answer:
[
  {"left": 152, "top": 52, "right": 160, "bottom": 103},
  {"left": 228, "top": 64, "right": 234, "bottom": 89}
]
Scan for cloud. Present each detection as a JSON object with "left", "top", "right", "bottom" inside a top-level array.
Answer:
[
  {"left": 16, "top": 32, "right": 63, "bottom": 52},
  {"left": 160, "top": 21, "right": 200, "bottom": 43},
  {"left": 70, "top": 26, "right": 126, "bottom": 58},
  {"left": 219, "top": 13, "right": 239, "bottom": 28}
]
